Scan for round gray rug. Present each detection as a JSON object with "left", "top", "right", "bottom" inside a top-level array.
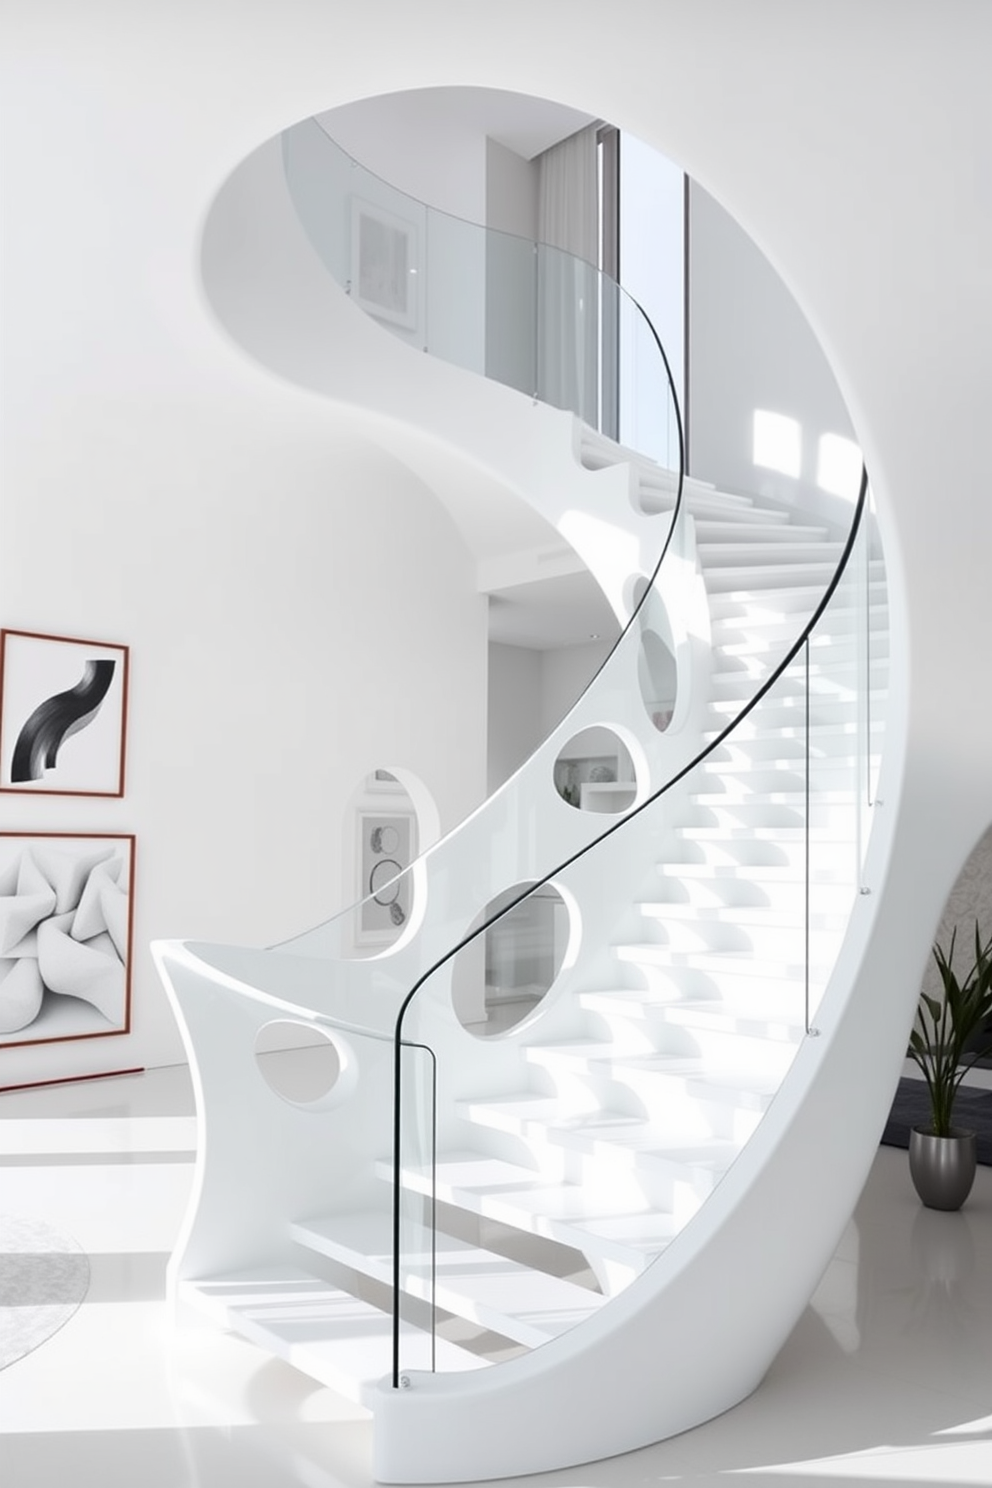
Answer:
[{"left": 0, "top": 1215, "right": 90, "bottom": 1370}]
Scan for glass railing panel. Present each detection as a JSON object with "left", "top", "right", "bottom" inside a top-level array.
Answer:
[
  {"left": 283, "top": 117, "right": 680, "bottom": 466},
  {"left": 618, "top": 286, "right": 680, "bottom": 473},
  {"left": 384, "top": 480, "right": 879, "bottom": 1378},
  {"left": 424, "top": 207, "right": 485, "bottom": 372},
  {"left": 803, "top": 533, "right": 864, "bottom": 1026},
  {"left": 535, "top": 241, "right": 600, "bottom": 428},
  {"left": 484, "top": 226, "right": 537, "bottom": 399},
  {"left": 393, "top": 1038, "right": 438, "bottom": 1384}
]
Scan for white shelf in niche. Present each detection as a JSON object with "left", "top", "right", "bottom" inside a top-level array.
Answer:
[{"left": 580, "top": 781, "right": 637, "bottom": 813}]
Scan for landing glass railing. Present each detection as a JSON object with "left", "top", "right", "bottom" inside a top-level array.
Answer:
[{"left": 282, "top": 117, "right": 679, "bottom": 470}]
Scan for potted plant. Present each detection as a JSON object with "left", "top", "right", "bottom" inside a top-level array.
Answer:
[{"left": 907, "top": 921, "right": 992, "bottom": 1209}]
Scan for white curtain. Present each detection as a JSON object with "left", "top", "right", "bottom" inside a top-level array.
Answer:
[{"left": 536, "top": 124, "right": 600, "bottom": 424}]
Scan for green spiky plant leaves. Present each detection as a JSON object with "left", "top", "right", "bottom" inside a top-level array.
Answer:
[{"left": 908, "top": 922, "right": 992, "bottom": 1137}]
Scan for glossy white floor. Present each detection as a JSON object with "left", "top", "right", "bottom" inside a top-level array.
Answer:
[{"left": 1, "top": 1063, "right": 991, "bottom": 1488}]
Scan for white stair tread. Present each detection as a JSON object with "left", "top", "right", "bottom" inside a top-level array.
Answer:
[
  {"left": 673, "top": 824, "right": 855, "bottom": 842},
  {"left": 688, "top": 790, "right": 854, "bottom": 806},
  {"left": 178, "top": 1264, "right": 486, "bottom": 1404},
  {"left": 460, "top": 1095, "right": 740, "bottom": 1176},
  {"left": 522, "top": 1044, "right": 782, "bottom": 1105},
  {"left": 718, "top": 628, "right": 889, "bottom": 656},
  {"left": 703, "top": 564, "right": 840, "bottom": 592},
  {"left": 694, "top": 521, "right": 828, "bottom": 543},
  {"left": 638, "top": 901, "right": 848, "bottom": 930},
  {"left": 615, "top": 944, "right": 825, "bottom": 976},
  {"left": 699, "top": 543, "right": 842, "bottom": 567},
  {"left": 687, "top": 504, "right": 789, "bottom": 525},
  {"left": 291, "top": 1210, "right": 603, "bottom": 1348},
  {"left": 578, "top": 989, "right": 806, "bottom": 1041},
  {"left": 379, "top": 1153, "right": 679, "bottom": 1265},
  {"left": 656, "top": 861, "right": 854, "bottom": 884}
]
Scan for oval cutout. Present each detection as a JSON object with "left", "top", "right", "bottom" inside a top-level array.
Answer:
[
  {"left": 452, "top": 883, "right": 570, "bottom": 1037},
  {"left": 638, "top": 629, "right": 677, "bottom": 732},
  {"left": 254, "top": 1020, "right": 347, "bottom": 1107},
  {"left": 554, "top": 726, "right": 636, "bottom": 813}
]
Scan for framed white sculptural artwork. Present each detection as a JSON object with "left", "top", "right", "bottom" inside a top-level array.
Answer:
[{"left": 0, "top": 833, "right": 135, "bottom": 1050}]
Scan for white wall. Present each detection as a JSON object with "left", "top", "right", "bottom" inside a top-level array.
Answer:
[
  {"left": 540, "top": 640, "right": 615, "bottom": 739},
  {"left": 687, "top": 180, "right": 857, "bottom": 510},
  {"left": 485, "top": 137, "right": 540, "bottom": 396},
  {"left": 316, "top": 93, "right": 487, "bottom": 223},
  {"left": 486, "top": 137, "right": 538, "bottom": 239},
  {"left": 487, "top": 639, "right": 616, "bottom": 794},
  {"left": 487, "top": 642, "right": 543, "bottom": 793},
  {"left": 0, "top": 78, "right": 489, "bottom": 1085}
]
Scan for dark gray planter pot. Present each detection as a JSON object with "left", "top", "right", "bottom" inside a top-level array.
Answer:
[{"left": 909, "top": 1127, "right": 978, "bottom": 1211}]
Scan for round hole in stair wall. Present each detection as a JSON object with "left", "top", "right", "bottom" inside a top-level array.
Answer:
[
  {"left": 554, "top": 727, "right": 637, "bottom": 813},
  {"left": 254, "top": 1020, "right": 357, "bottom": 1108},
  {"left": 638, "top": 630, "right": 677, "bottom": 732},
  {"left": 451, "top": 883, "right": 572, "bottom": 1037}
]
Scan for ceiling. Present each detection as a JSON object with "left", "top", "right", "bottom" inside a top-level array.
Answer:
[{"left": 487, "top": 571, "right": 622, "bottom": 650}]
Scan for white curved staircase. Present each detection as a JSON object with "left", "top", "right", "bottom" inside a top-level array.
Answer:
[{"left": 155, "top": 119, "right": 889, "bottom": 1482}]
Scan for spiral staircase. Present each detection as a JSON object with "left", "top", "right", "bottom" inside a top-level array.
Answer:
[{"left": 155, "top": 118, "right": 888, "bottom": 1482}]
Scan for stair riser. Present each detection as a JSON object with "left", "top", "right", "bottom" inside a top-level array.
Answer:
[
  {"left": 710, "top": 599, "right": 887, "bottom": 632},
  {"left": 628, "top": 919, "right": 846, "bottom": 962},
  {"left": 702, "top": 732, "right": 881, "bottom": 763},
  {"left": 616, "top": 1077, "right": 768, "bottom": 1144},
  {"left": 522, "top": 1048, "right": 774, "bottom": 1135},
  {"left": 681, "top": 804, "right": 859, "bottom": 835},
  {"left": 703, "top": 565, "right": 840, "bottom": 594},
  {"left": 671, "top": 830, "right": 861, "bottom": 867},
  {"left": 651, "top": 879, "right": 857, "bottom": 915},
  {"left": 693, "top": 767, "right": 869, "bottom": 793},
  {"left": 613, "top": 960, "right": 812, "bottom": 1014},
  {"left": 718, "top": 632, "right": 890, "bottom": 662},
  {"left": 577, "top": 1006, "right": 799, "bottom": 1082}
]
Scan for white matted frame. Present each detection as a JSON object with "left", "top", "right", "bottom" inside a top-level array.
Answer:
[
  {"left": 0, "top": 832, "right": 135, "bottom": 1051},
  {"left": 351, "top": 197, "right": 418, "bottom": 330},
  {"left": 356, "top": 810, "right": 416, "bottom": 945},
  {"left": 0, "top": 629, "right": 129, "bottom": 796}
]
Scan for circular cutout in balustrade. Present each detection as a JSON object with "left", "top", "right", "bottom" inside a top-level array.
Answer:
[
  {"left": 254, "top": 1020, "right": 353, "bottom": 1108},
  {"left": 451, "top": 883, "right": 571, "bottom": 1037},
  {"left": 638, "top": 629, "right": 677, "bottom": 732},
  {"left": 554, "top": 726, "right": 636, "bottom": 813}
]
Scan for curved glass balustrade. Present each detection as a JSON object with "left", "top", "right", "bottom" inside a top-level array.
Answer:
[
  {"left": 389, "top": 475, "right": 886, "bottom": 1383},
  {"left": 269, "top": 118, "right": 887, "bottom": 1389}
]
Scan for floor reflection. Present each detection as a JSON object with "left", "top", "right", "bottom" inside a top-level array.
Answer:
[{"left": 1, "top": 1065, "right": 991, "bottom": 1487}]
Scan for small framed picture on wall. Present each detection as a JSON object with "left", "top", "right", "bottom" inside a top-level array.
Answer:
[
  {"left": 0, "top": 832, "right": 135, "bottom": 1051},
  {"left": 0, "top": 630, "right": 129, "bottom": 796},
  {"left": 351, "top": 198, "right": 419, "bottom": 331},
  {"left": 356, "top": 811, "right": 416, "bottom": 945}
]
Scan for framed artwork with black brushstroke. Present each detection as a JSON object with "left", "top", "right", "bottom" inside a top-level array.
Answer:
[
  {"left": 0, "top": 832, "right": 135, "bottom": 1049},
  {"left": 0, "top": 631, "right": 129, "bottom": 796}
]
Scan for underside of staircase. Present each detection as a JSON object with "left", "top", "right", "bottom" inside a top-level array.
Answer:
[{"left": 155, "top": 118, "right": 889, "bottom": 1484}]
